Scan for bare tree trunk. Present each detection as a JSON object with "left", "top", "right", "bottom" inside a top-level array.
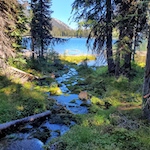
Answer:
[
  {"left": 106, "top": 0, "right": 115, "bottom": 74},
  {"left": 115, "top": 50, "right": 120, "bottom": 77},
  {"left": 143, "top": 26, "right": 150, "bottom": 120},
  {"left": 31, "top": 37, "right": 35, "bottom": 60}
]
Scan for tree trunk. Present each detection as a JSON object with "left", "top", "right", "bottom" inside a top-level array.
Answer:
[
  {"left": 143, "top": 26, "right": 150, "bottom": 120},
  {"left": 123, "top": 50, "right": 132, "bottom": 74},
  {"left": 106, "top": 0, "right": 115, "bottom": 74},
  {"left": 31, "top": 37, "right": 35, "bottom": 60},
  {"left": 115, "top": 49, "right": 120, "bottom": 77},
  {"left": 115, "top": 30, "right": 122, "bottom": 77}
]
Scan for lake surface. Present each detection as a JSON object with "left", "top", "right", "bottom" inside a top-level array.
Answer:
[
  {"left": 22, "top": 37, "right": 147, "bottom": 56},
  {"left": 53, "top": 38, "right": 93, "bottom": 55},
  {"left": 22, "top": 37, "right": 94, "bottom": 55},
  {"left": 22, "top": 37, "right": 117, "bottom": 66}
]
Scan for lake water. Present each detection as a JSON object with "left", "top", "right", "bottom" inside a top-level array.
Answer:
[
  {"left": 22, "top": 37, "right": 147, "bottom": 55},
  {"left": 22, "top": 37, "right": 115, "bottom": 66},
  {"left": 22, "top": 37, "right": 94, "bottom": 55}
]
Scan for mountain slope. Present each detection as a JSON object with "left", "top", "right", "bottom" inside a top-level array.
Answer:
[{"left": 51, "top": 18, "right": 73, "bottom": 30}]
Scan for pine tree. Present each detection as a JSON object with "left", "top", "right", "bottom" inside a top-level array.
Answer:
[
  {"left": 143, "top": 0, "right": 150, "bottom": 120},
  {"left": 114, "top": 0, "right": 147, "bottom": 76},
  {"left": 30, "top": 0, "right": 53, "bottom": 58},
  {"left": 72, "top": 0, "right": 115, "bottom": 74},
  {"left": 0, "top": 0, "right": 27, "bottom": 60}
]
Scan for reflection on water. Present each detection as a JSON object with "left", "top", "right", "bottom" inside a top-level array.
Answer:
[{"left": 52, "top": 94, "right": 91, "bottom": 114}]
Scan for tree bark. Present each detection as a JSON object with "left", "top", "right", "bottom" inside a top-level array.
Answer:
[
  {"left": 31, "top": 37, "right": 35, "bottom": 60},
  {"left": 106, "top": 0, "right": 115, "bottom": 74},
  {"left": 143, "top": 26, "right": 150, "bottom": 120}
]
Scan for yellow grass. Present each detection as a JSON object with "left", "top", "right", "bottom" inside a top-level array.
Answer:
[{"left": 59, "top": 55, "right": 96, "bottom": 64}]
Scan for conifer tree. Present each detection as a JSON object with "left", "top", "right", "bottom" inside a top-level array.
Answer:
[
  {"left": 114, "top": 0, "right": 147, "bottom": 76},
  {"left": 0, "top": 0, "right": 27, "bottom": 60},
  {"left": 72, "top": 0, "right": 115, "bottom": 74},
  {"left": 143, "top": 0, "right": 150, "bottom": 120},
  {"left": 30, "top": 0, "right": 53, "bottom": 58}
]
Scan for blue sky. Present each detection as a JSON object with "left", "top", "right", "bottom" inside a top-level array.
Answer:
[{"left": 51, "top": 0, "right": 77, "bottom": 29}]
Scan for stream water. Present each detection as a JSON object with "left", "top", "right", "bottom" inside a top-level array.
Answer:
[{"left": 0, "top": 67, "right": 91, "bottom": 150}]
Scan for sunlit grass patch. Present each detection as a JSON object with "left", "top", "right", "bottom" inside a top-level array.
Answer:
[
  {"left": 59, "top": 55, "right": 95, "bottom": 64},
  {"left": 49, "top": 82, "right": 62, "bottom": 95},
  {"left": 135, "top": 52, "right": 146, "bottom": 67},
  {"left": 0, "top": 75, "right": 50, "bottom": 123}
]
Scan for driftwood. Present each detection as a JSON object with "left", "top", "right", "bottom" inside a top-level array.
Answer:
[
  {"left": 1, "top": 65, "right": 39, "bottom": 83},
  {"left": 9, "top": 66, "right": 39, "bottom": 81},
  {"left": 0, "top": 110, "right": 51, "bottom": 138}
]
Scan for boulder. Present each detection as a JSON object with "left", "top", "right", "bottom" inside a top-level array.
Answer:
[{"left": 79, "top": 91, "right": 89, "bottom": 100}]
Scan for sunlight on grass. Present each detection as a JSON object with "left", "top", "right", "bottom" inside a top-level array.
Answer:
[
  {"left": 0, "top": 75, "right": 50, "bottom": 123},
  {"left": 59, "top": 55, "right": 95, "bottom": 64},
  {"left": 49, "top": 82, "right": 62, "bottom": 95},
  {"left": 135, "top": 53, "right": 146, "bottom": 67},
  {"left": 16, "top": 105, "right": 24, "bottom": 111},
  {"left": 91, "top": 96, "right": 105, "bottom": 105}
]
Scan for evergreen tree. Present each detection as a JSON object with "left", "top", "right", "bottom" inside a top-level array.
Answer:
[
  {"left": 0, "top": 0, "right": 27, "bottom": 60},
  {"left": 114, "top": 0, "right": 147, "bottom": 76},
  {"left": 30, "top": 0, "right": 53, "bottom": 58},
  {"left": 143, "top": 0, "right": 150, "bottom": 120},
  {"left": 72, "top": 0, "right": 115, "bottom": 74}
]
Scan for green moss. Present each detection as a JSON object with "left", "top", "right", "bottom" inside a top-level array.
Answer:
[
  {"left": 0, "top": 75, "right": 52, "bottom": 123},
  {"left": 49, "top": 82, "right": 62, "bottom": 95}
]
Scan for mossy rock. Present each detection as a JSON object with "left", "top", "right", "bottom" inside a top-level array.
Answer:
[
  {"left": 31, "top": 128, "right": 51, "bottom": 143},
  {"left": 49, "top": 82, "right": 62, "bottom": 95}
]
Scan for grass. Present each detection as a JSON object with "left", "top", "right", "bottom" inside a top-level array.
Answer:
[
  {"left": 1, "top": 53, "right": 150, "bottom": 150},
  {"left": 0, "top": 76, "right": 53, "bottom": 123},
  {"left": 59, "top": 55, "right": 96, "bottom": 64},
  {"left": 45, "top": 55, "right": 150, "bottom": 150}
]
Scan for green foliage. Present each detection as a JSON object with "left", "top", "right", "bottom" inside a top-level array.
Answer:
[
  {"left": 8, "top": 53, "right": 27, "bottom": 70},
  {"left": 46, "top": 62, "right": 148, "bottom": 150},
  {"left": 0, "top": 75, "right": 52, "bottom": 123},
  {"left": 49, "top": 82, "right": 62, "bottom": 95},
  {"left": 10, "top": 4, "right": 27, "bottom": 51}
]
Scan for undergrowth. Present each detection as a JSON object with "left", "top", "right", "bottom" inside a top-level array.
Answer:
[
  {"left": 2, "top": 52, "right": 150, "bottom": 150},
  {"left": 0, "top": 75, "right": 53, "bottom": 123},
  {"left": 46, "top": 62, "right": 150, "bottom": 150}
]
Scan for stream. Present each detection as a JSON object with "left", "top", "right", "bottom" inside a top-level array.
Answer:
[{"left": 0, "top": 67, "right": 91, "bottom": 150}]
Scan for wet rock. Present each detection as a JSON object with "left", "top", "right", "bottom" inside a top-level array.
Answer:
[
  {"left": 79, "top": 91, "right": 89, "bottom": 100},
  {"left": 4, "top": 138, "right": 44, "bottom": 150},
  {"left": 80, "top": 102, "right": 91, "bottom": 107},
  {"left": 19, "top": 124, "right": 33, "bottom": 133},
  {"left": 49, "top": 141, "right": 67, "bottom": 150},
  {"left": 31, "top": 128, "right": 51, "bottom": 143},
  {"left": 70, "top": 99, "right": 76, "bottom": 103},
  {"left": 41, "top": 122, "right": 70, "bottom": 136},
  {"left": 52, "top": 104, "right": 70, "bottom": 114}
]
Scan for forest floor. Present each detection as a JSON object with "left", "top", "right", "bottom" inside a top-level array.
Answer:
[{"left": 0, "top": 53, "right": 150, "bottom": 150}]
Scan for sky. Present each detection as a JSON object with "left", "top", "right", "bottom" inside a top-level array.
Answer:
[{"left": 51, "top": 0, "right": 77, "bottom": 29}]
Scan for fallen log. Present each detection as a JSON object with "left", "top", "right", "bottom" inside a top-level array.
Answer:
[
  {"left": 0, "top": 110, "right": 51, "bottom": 138},
  {"left": 9, "top": 66, "right": 39, "bottom": 80}
]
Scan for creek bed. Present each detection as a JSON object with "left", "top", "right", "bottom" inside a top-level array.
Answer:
[{"left": 0, "top": 67, "right": 91, "bottom": 150}]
